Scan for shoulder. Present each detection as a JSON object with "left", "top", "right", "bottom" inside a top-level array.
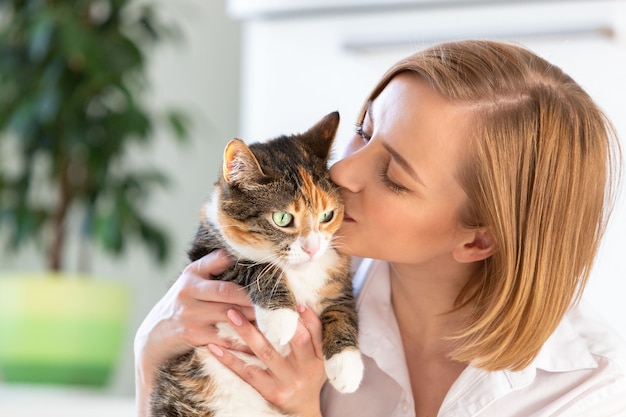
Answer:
[
  {"left": 443, "top": 303, "right": 626, "bottom": 416},
  {"left": 562, "top": 302, "right": 626, "bottom": 371},
  {"left": 528, "top": 302, "right": 626, "bottom": 415}
]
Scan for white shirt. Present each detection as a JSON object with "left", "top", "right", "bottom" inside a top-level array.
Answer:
[{"left": 321, "top": 258, "right": 626, "bottom": 416}]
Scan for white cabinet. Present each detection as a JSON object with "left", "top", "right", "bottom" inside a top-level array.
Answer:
[{"left": 230, "top": 0, "right": 626, "bottom": 340}]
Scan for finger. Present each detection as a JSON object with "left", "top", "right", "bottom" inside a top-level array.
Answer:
[
  {"left": 171, "top": 297, "right": 254, "bottom": 351},
  {"left": 181, "top": 252, "right": 253, "bottom": 310},
  {"left": 177, "top": 322, "right": 230, "bottom": 351},
  {"left": 290, "top": 306, "right": 323, "bottom": 360},
  {"left": 176, "top": 281, "right": 256, "bottom": 329},
  {"left": 192, "top": 279, "right": 253, "bottom": 309},
  {"left": 225, "top": 309, "right": 286, "bottom": 373},
  {"left": 189, "top": 250, "right": 234, "bottom": 278},
  {"left": 207, "top": 343, "right": 276, "bottom": 394}
]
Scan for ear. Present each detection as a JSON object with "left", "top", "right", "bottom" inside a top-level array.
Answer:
[
  {"left": 301, "top": 111, "right": 340, "bottom": 163},
  {"left": 222, "top": 139, "right": 266, "bottom": 186},
  {"left": 452, "top": 227, "right": 496, "bottom": 264}
]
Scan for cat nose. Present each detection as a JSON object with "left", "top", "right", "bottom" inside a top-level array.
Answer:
[
  {"left": 301, "top": 235, "right": 320, "bottom": 258},
  {"left": 303, "top": 246, "right": 319, "bottom": 257}
]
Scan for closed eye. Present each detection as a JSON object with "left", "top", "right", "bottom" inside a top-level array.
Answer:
[{"left": 379, "top": 166, "right": 408, "bottom": 194}]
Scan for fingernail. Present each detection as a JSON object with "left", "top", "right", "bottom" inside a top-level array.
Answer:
[
  {"left": 297, "top": 304, "right": 306, "bottom": 313},
  {"left": 208, "top": 343, "right": 224, "bottom": 357},
  {"left": 227, "top": 309, "right": 243, "bottom": 327}
]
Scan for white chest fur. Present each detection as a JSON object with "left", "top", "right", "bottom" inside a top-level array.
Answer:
[
  {"left": 282, "top": 249, "right": 339, "bottom": 313},
  {"left": 196, "top": 348, "right": 289, "bottom": 417}
]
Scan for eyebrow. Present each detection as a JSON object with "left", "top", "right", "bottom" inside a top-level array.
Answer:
[
  {"left": 382, "top": 142, "right": 426, "bottom": 187},
  {"left": 358, "top": 101, "right": 373, "bottom": 126},
  {"left": 363, "top": 100, "right": 426, "bottom": 187}
]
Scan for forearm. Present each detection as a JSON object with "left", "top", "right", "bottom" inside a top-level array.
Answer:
[
  {"left": 131, "top": 252, "right": 250, "bottom": 415},
  {"left": 134, "top": 339, "right": 157, "bottom": 417},
  {"left": 135, "top": 366, "right": 153, "bottom": 417},
  {"left": 300, "top": 407, "right": 323, "bottom": 417}
]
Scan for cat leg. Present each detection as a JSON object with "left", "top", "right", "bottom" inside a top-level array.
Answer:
[
  {"left": 244, "top": 266, "right": 299, "bottom": 356},
  {"left": 324, "top": 348, "right": 364, "bottom": 393},
  {"left": 254, "top": 306, "right": 299, "bottom": 356},
  {"left": 216, "top": 305, "right": 298, "bottom": 357},
  {"left": 319, "top": 303, "right": 364, "bottom": 393},
  {"left": 215, "top": 321, "right": 246, "bottom": 347}
]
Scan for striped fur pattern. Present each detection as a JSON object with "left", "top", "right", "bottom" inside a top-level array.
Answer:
[{"left": 151, "top": 112, "right": 364, "bottom": 417}]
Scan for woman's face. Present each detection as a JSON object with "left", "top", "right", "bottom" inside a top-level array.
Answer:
[{"left": 330, "top": 73, "right": 476, "bottom": 268}]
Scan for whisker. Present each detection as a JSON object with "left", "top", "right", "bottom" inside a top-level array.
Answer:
[
  {"left": 331, "top": 239, "right": 353, "bottom": 253},
  {"left": 256, "top": 260, "right": 282, "bottom": 297},
  {"left": 269, "top": 269, "right": 286, "bottom": 302}
]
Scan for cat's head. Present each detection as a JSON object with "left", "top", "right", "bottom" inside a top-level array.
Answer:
[{"left": 209, "top": 112, "right": 344, "bottom": 267}]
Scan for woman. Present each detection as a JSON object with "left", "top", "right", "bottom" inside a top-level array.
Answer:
[{"left": 135, "top": 40, "right": 626, "bottom": 416}]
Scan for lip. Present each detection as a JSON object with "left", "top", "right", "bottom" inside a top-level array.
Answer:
[{"left": 342, "top": 213, "right": 356, "bottom": 223}]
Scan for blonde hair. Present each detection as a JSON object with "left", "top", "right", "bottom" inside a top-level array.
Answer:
[{"left": 360, "top": 40, "right": 621, "bottom": 371}]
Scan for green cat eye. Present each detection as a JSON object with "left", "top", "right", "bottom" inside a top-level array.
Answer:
[
  {"left": 273, "top": 211, "right": 293, "bottom": 227},
  {"left": 320, "top": 210, "right": 334, "bottom": 223}
]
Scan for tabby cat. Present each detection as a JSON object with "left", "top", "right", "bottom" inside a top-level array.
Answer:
[{"left": 151, "top": 112, "right": 364, "bottom": 417}]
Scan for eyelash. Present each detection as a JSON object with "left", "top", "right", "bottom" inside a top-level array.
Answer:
[
  {"left": 379, "top": 166, "right": 407, "bottom": 194},
  {"left": 355, "top": 124, "right": 371, "bottom": 141},
  {"left": 356, "top": 124, "right": 407, "bottom": 193}
]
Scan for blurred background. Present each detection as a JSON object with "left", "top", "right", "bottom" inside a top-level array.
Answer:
[{"left": 0, "top": 0, "right": 624, "bottom": 415}]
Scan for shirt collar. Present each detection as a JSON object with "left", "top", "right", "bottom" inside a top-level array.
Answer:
[
  {"left": 353, "top": 259, "right": 415, "bottom": 407},
  {"left": 353, "top": 258, "right": 403, "bottom": 361},
  {"left": 530, "top": 309, "right": 598, "bottom": 372},
  {"left": 440, "top": 311, "right": 600, "bottom": 415},
  {"left": 354, "top": 258, "right": 598, "bottom": 374},
  {"left": 352, "top": 258, "right": 601, "bottom": 416}
]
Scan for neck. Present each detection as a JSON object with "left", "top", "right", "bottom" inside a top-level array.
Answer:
[{"left": 389, "top": 261, "right": 477, "bottom": 359}]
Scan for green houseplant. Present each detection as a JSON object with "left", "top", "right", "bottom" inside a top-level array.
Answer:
[{"left": 0, "top": 0, "right": 188, "bottom": 386}]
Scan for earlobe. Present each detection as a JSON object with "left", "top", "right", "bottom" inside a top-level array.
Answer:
[{"left": 453, "top": 228, "right": 496, "bottom": 263}]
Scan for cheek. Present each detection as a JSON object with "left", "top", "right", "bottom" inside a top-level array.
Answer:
[
  {"left": 368, "top": 198, "right": 457, "bottom": 248},
  {"left": 372, "top": 200, "right": 417, "bottom": 239}
]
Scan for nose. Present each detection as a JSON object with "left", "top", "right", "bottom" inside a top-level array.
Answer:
[
  {"left": 301, "top": 234, "right": 321, "bottom": 258},
  {"left": 330, "top": 150, "right": 366, "bottom": 194}
]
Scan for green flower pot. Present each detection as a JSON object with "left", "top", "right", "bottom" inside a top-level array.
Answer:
[{"left": 0, "top": 274, "right": 130, "bottom": 386}]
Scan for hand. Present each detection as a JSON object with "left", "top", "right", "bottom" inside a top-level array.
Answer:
[
  {"left": 134, "top": 250, "right": 254, "bottom": 416},
  {"left": 208, "top": 306, "right": 327, "bottom": 417}
]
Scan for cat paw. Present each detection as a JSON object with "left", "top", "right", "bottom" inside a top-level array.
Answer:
[
  {"left": 215, "top": 321, "right": 245, "bottom": 346},
  {"left": 324, "top": 348, "right": 364, "bottom": 393},
  {"left": 255, "top": 307, "right": 299, "bottom": 351}
]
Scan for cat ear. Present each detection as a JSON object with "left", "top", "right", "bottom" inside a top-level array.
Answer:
[
  {"left": 222, "top": 139, "right": 266, "bottom": 186},
  {"left": 301, "top": 111, "right": 340, "bottom": 162}
]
